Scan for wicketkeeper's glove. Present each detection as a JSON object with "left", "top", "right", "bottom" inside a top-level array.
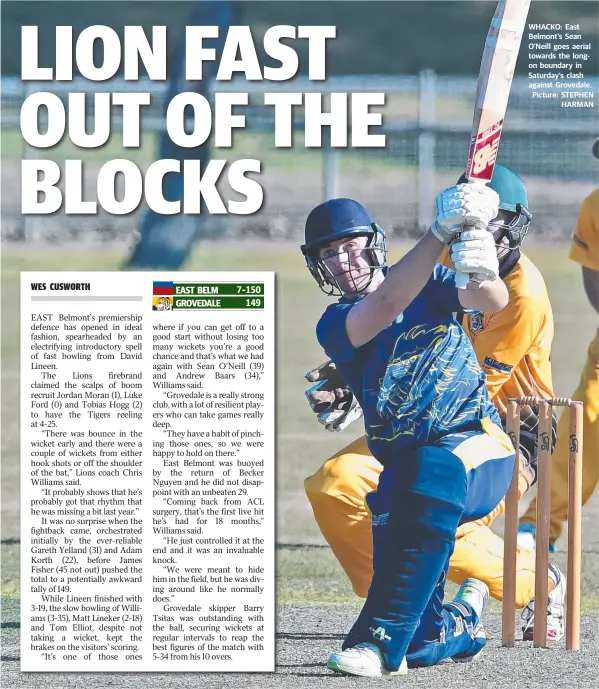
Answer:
[
  {"left": 304, "top": 360, "right": 363, "bottom": 432},
  {"left": 516, "top": 411, "right": 557, "bottom": 493}
]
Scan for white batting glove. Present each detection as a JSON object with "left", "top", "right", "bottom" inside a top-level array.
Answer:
[
  {"left": 304, "top": 360, "right": 363, "bottom": 432},
  {"left": 450, "top": 228, "right": 499, "bottom": 285},
  {"left": 431, "top": 183, "right": 500, "bottom": 244}
]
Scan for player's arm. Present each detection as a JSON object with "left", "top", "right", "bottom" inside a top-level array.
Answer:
[
  {"left": 345, "top": 230, "right": 445, "bottom": 348},
  {"left": 345, "top": 184, "right": 500, "bottom": 348},
  {"left": 456, "top": 272, "right": 508, "bottom": 314},
  {"left": 437, "top": 241, "right": 508, "bottom": 313}
]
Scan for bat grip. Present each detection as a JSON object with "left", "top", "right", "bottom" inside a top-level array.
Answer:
[{"left": 454, "top": 221, "right": 477, "bottom": 290}]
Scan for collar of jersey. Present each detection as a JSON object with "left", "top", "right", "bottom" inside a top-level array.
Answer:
[{"left": 339, "top": 294, "right": 362, "bottom": 304}]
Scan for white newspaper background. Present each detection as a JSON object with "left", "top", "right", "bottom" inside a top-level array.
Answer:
[{"left": 20, "top": 271, "right": 275, "bottom": 672}]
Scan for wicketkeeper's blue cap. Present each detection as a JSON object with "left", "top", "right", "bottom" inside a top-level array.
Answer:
[{"left": 458, "top": 165, "right": 528, "bottom": 212}]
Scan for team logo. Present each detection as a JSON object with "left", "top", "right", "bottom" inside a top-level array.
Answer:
[
  {"left": 570, "top": 434, "right": 579, "bottom": 453},
  {"left": 470, "top": 314, "right": 484, "bottom": 333},
  {"left": 483, "top": 356, "right": 513, "bottom": 373},
  {"left": 370, "top": 626, "right": 391, "bottom": 642},
  {"left": 372, "top": 513, "right": 389, "bottom": 527},
  {"left": 467, "top": 121, "right": 503, "bottom": 181},
  {"left": 540, "top": 431, "right": 550, "bottom": 452},
  {"left": 153, "top": 281, "right": 174, "bottom": 311},
  {"left": 152, "top": 296, "right": 173, "bottom": 311}
]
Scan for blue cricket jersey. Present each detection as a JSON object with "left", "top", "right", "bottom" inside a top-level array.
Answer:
[{"left": 316, "top": 265, "right": 501, "bottom": 466}]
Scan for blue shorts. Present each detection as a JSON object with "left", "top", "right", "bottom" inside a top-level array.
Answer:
[{"left": 368, "top": 418, "right": 516, "bottom": 527}]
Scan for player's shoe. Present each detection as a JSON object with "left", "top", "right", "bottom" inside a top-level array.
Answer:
[
  {"left": 521, "top": 562, "right": 566, "bottom": 643},
  {"left": 449, "top": 578, "right": 489, "bottom": 663},
  {"left": 327, "top": 643, "right": 408, "bottom": 677},
  {"left": 517, "top": 523, "right": 557, "bottom": 552}
]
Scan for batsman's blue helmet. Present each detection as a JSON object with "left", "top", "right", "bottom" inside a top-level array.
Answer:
[
  {"left": 301, "top": 198, "right": 387, "bottom": 296},
  {"left": 458, "top": 165, "right": 532, "bottom": 250}
]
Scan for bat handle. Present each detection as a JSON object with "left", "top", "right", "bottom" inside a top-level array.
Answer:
[{"left": 454, "top": 221, "right": 477, "bottom": 290}]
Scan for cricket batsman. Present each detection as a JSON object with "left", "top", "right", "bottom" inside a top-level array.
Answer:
[
  {"left": 518, "top": 139, "right": 599, "bottom": 550},
  {"left": 302, "top": 181, "right": 516, "bottom": 676},
  {"left": 304, "top": 167, "right": 566, "bottom": 644}
]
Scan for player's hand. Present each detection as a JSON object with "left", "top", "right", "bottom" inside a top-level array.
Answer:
[
  {"left": 431, "top": 183, "right": 500, "bottom": 244},
  {"left": 304, "top": 360, "right": 363, "bottom": 432},
  {"left": 450, "top": 228, "right": 499, "bottom": 285}
]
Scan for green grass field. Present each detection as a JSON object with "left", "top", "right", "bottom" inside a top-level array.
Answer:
[{"left": 2, "top": 240, "right": 598, "bottom": 614}]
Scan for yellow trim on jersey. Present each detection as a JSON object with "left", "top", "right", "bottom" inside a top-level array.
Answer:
[{"left": 451, "top": 418, "right": 514, "bottom": 472}]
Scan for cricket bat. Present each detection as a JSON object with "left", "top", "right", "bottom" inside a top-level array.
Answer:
[{"left": 455, "top": 0, "right": 532, "bottom": 289}]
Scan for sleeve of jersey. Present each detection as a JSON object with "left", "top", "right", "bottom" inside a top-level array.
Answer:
[
  {"left": 570, "top": 195, "right": 599, "bottom": 271},
  {"left": 471, "top": 296, "right": 542, "bottom": 400},
  {"left": 315, "top": 303, "right": 356, "bottom": 364},
  {"left": 424, "top": 263, "right": 478, "bottom": 314}
]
